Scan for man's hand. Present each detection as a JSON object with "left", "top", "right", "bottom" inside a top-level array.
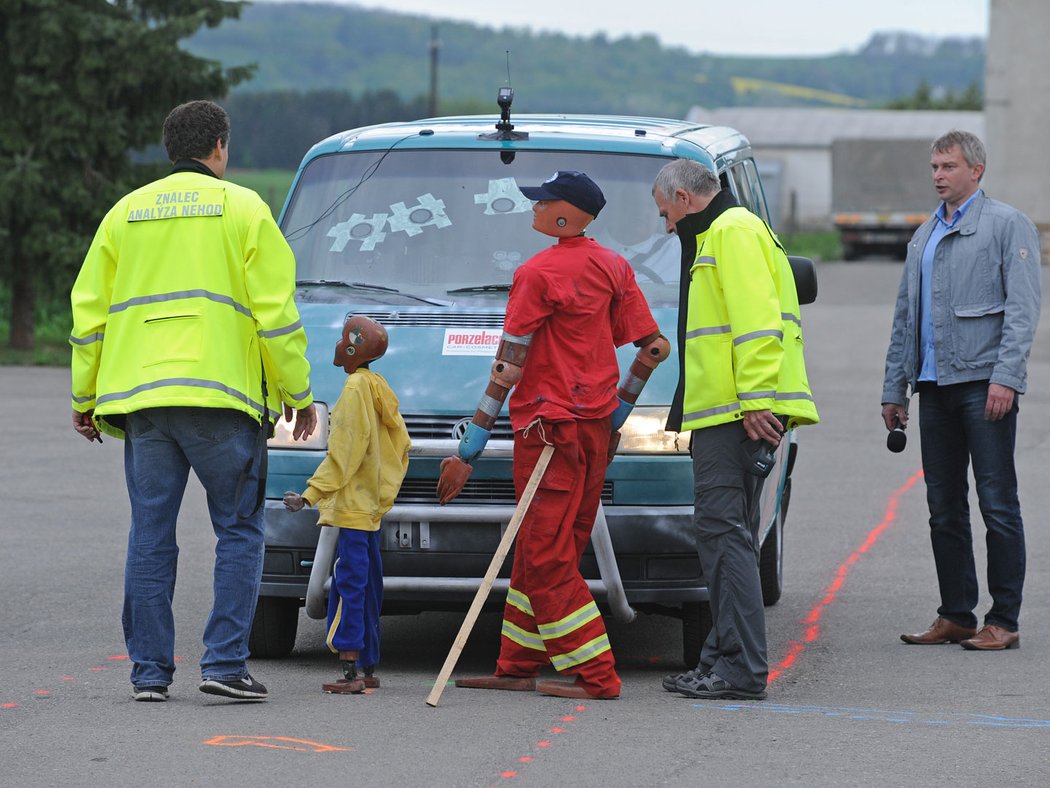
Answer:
[
  {"left": 985, "top": 383, "right": 1016, "bottom": 421},
  {"left": 882, "top": 402, "right": 908, "bottom": 431},
  {"left": 742, "top": 409, "right": 782, "bottom": 446},
  {"left": 283, "top": 491, "right": 306, "bottom": 512},
  {"left": 284, "top": 402, "right": 318, "bottom": 441},
  {"left": 72, "top": 410, "right": 102, "bottom": 443}
]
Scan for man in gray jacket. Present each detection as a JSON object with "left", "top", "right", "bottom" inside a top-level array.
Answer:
[{"left": 883, "top": 129, "right": 1040, "bottom": 651}]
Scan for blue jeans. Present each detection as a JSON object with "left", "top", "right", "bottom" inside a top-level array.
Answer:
[
  {"left": 122, "top": 407, "right": 265, "bottom": 688},
  {"left": 918, "top": 381, "right": 1025, "bottom": 631}
]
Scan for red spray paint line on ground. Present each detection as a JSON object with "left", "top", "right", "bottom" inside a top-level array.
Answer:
[{"left": 768, "top": 469, "right": 923, "bottom": 685}]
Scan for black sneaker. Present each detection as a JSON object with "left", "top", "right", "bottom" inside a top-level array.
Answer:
[
  {"left": 676, "top": 671, "right": 766, "bottom": 701},
  {"left": 662, "top": 668, "right": 703, "bottom": 692},
  {"left": 199, "top": 674, "right": 268, "bottom": 700},
  {"left": 132, "top": 685, "right": 169, "bottom": 702}
]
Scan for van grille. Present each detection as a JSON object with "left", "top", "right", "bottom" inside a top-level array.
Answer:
[
  {"left": 359, "top": 310, "right": 504, "bottom": 328},
  {"left": 396, "top": 478, "right": 614, "bottom": 505},
  {"left": 404, "top": 414, "right": 515, "bottom": 441}
]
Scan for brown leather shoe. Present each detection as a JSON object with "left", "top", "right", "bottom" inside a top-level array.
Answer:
[
  {"left": 536, "top": 679, "right": 618, "bottom": 700},
  {"left": 322, "top": 678, "right": 366, "bottom": 694},
  {"left": 960, "top": 624, "right": 1020, "bottom": 650},
  {"left": 454, "top": 675, "right": 536, "bottom": 691},
  {"left": 900, "top": 616, "right": 977, "bottom": 645}
]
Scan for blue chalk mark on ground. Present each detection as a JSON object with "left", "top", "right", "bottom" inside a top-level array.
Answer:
[{"left": 688, "top": 703, "right": 1050, "bottom": 729}]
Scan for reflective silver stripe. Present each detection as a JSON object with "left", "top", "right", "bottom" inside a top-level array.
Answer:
[
  {"left": 501, "top": 620, "right": 546, "bottom": 651},
  {"left": 506, "top": 587, "right": 533, "bottom": 617},
  {"left": 782, "top": 312, "right": 801, "bottom": 327},
  {"left": 683, "top": 402, "right": 740, "bottom": 422},
  {"left": 694, "top": 255, "right": 717, "bottom": 265},
  {"left": 734, "top": 329, "right": 783, "bottom": 345},
  {"left": 109, "top": 290, "right": 252, "bottom": 318},
  {"left": 777, "top": 391, "right": 814, "bottom": 402},
  {"left": 739, "top": 390, "right": 776, "bottom": 400},
  {"left": 69, "top": 332, "right": 103, "bottom": 346},
  {"left": 685, "top": 324, "right": 731, "bottom": 340},
  {"left": 287, "top": 386, "right": 312, "bottom": 402},
  {"left": 549, "top": 634, "right": 612, "bottom": 670},
  {"left": 477, "top": 394, "right": 503, "bottom": 418},
  {"left": 95, "top": 378, "right": 267, "bottom": 418},
  {"left": 537, "top": 601, "right": 601, "bottom": 640},
  {"left": 72, "top": 393, "right": 95, "bottom": 404},
  {"left": 501, "top": 331, "right": 533, "bottom": 346},
  {"left": 258, "top": 319, "right": 303, "bottom": 339}
]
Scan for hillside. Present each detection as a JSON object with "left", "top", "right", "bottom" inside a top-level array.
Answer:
[{"left": 184, "top": 2, "right": 985, "bottom": 117}]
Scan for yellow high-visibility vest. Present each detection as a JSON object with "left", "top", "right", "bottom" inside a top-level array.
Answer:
[
  {"left": 681, "top": 206, "right": 818, "bottom": 431},
  {"left": 70, "top": 170, "right": 312, "bottom": 438}
]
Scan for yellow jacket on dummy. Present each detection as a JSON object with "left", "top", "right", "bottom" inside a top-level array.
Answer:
[
  {"left": 302, "top": 370, "right": 411, "bottom": 530},
  {"left": 681, "top": 204, "right": 818, "bottom": 432},
  {"left": 70, "top": 170, "right": 312, "bottom": 438}
]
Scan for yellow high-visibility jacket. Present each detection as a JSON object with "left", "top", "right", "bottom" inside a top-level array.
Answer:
[
  {"left": 70, "top": 166, "right": 312, "bottom": 438},
  {"left": 680, "top": 202, "right": 818, "bottom": 432}
]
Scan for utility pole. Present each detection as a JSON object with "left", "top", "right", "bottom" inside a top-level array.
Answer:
[{"left": 428, "top": 24, "right": 440, "bottom": 117}]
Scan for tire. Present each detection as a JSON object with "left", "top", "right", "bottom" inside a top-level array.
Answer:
[
  {"left": 681, "top": 601, "right": 713, "bottom": 668},
  {"left": 759, "top": 505, "right": 784, "bottom": 606},
  {"left": 248, "top": 596, "right": 300, "bottom": 658}
]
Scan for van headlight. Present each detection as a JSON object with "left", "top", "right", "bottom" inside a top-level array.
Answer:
[
  {"left": 267, "top": 402, "right": 329, "bottom": 450},
  {"left": 616, "top": 406, "right": 689, "bottom": 454}
]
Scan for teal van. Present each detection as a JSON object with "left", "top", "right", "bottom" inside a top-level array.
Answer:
[{"left": 251, "top": 108, "right": 816, "bottom": 666}]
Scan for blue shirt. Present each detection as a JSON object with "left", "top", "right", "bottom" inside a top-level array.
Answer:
[{"left": 918, "top": 190, "right": 980, "bottom": 382}]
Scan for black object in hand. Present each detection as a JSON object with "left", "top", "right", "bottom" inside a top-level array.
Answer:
[
  {"left": 887, "top": 425, "right": 907, "bottom": 453},
  {"left": 748, "top": 441, "right": 777, "bottom": 477}
]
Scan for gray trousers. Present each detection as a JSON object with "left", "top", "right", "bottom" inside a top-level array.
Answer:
[{"left": 691, "top": 420, "right": 768, "bottom": 691}]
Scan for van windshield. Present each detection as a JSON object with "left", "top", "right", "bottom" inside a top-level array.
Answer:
[{"left": 281, "top": 149, "right": 682, "bottom": 307}]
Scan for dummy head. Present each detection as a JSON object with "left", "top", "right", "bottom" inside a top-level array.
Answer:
[
  {"left": 519, "top": 170, "right": 606, "bottom": 238},
  {"left": 334, "top": 314, "right": 389, "bottom": 374}
]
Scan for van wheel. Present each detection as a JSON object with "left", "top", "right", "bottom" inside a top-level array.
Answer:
[
  {"left": 760, "top": 507, "right": 784, "bottom": 606},
  {"left": 248, "top": 597, "right": 299, "bottom": 658},
  {"left": 681, "top": 602, "right": 713, "bottom": 667}
]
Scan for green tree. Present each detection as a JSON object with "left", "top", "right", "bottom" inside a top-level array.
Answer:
[{"left": 0, "top": 0, "right": 252, "bottom": 351}]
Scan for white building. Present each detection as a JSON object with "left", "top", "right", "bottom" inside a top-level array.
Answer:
[{"left": 686, "top": 107, "right": 984, "bottom": 231}]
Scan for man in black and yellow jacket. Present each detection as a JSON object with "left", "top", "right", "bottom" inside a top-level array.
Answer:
[
  {"left": 70, "top": 100, "right": 316, "bottom": 703},
  {"left": 652, "top": 158, "right": 818, "bottom": 701}
]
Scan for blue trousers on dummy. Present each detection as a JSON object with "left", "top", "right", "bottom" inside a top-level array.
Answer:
[{"left": 325, "top": 528, "right": 382, "bottom": 668}]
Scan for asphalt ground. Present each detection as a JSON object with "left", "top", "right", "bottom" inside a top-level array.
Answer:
[{"left": 3, "top": 259, "right": 1050, "bottom": 786}]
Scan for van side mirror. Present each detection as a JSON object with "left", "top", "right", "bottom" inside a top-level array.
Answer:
[{"left": 788, "top": 256, "right": 818, "bottom": 305}]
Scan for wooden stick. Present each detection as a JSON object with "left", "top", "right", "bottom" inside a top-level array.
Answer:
[{"left": 425, "top": 444, "right": 555, "bottom": 707}]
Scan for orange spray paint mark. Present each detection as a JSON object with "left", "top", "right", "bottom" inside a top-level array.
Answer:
[
  {"left": 204, "top": 736, "right": 350, "bottom": 753},
  {"left": 767, "top": 469, "right": 923, "bottom": 685}
]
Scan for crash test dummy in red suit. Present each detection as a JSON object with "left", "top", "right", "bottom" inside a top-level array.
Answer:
[{"left": 438, "top": 170, "right": 669, "bottom": 699}]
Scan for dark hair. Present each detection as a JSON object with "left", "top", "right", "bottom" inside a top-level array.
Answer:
[{"left": 162, "top": 100, "right": 230, "bottom": 163}]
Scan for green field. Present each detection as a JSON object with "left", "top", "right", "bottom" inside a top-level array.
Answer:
[{"left": 227, "top": 168, "right": 296, "bottom": 216}]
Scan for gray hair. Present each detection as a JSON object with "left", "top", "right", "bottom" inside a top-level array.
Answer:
[
  {"left": 932, "top": 130, "right": 986, "bottom": 181},
  {"left": 653, "top": 158, "right": 720, "bottom": 200}
]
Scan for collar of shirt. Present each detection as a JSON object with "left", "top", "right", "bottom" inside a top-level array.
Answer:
[{"left": 936, "top": 189, "right": 981, "bottom": 229}]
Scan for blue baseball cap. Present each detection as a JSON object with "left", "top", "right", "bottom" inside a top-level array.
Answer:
[{"left": 519, "top": 170, "right": 606, "bottom": 218}]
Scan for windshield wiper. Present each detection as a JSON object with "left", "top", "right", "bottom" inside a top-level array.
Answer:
[
  {"left": 297, "top": 280, "right": 451, "bottom": 307},
  {"left": 446, "top": 283, "right": 512, "bottom": 294}
]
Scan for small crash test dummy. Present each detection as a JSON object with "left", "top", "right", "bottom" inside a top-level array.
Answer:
[
  {"left": 438, "top": 170, "right": 669, "bottom": 700},
  {"left": 284, "top": 315, "right": 410, "bottom": 694}
]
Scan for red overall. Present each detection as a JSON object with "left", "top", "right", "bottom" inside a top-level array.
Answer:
[{"left": 494, "top": 235, "right": 658, "bottom": 698}]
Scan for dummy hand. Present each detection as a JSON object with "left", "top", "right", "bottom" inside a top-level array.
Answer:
[
  {"left": 609, "top": 397, "right": 633, "bottom": 432},
  {"left": 283, "top": 402, "right": 318, "bottom": 441},
  {"left": 457, "top": 422, "right": 491, "bottom": 463},
  {"left": 72, "top": 409, "right": 102, "bottom": 443},
  {"left": 283, "top": 491, "right": 306, "bottom": 512},
  {"left": 437, "top": 456, "right": 473, "bottom": 504}
]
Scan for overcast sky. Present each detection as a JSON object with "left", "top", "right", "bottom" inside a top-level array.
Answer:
[{"left": 255, "top": 0, "right": 989, "bottom": 56}]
